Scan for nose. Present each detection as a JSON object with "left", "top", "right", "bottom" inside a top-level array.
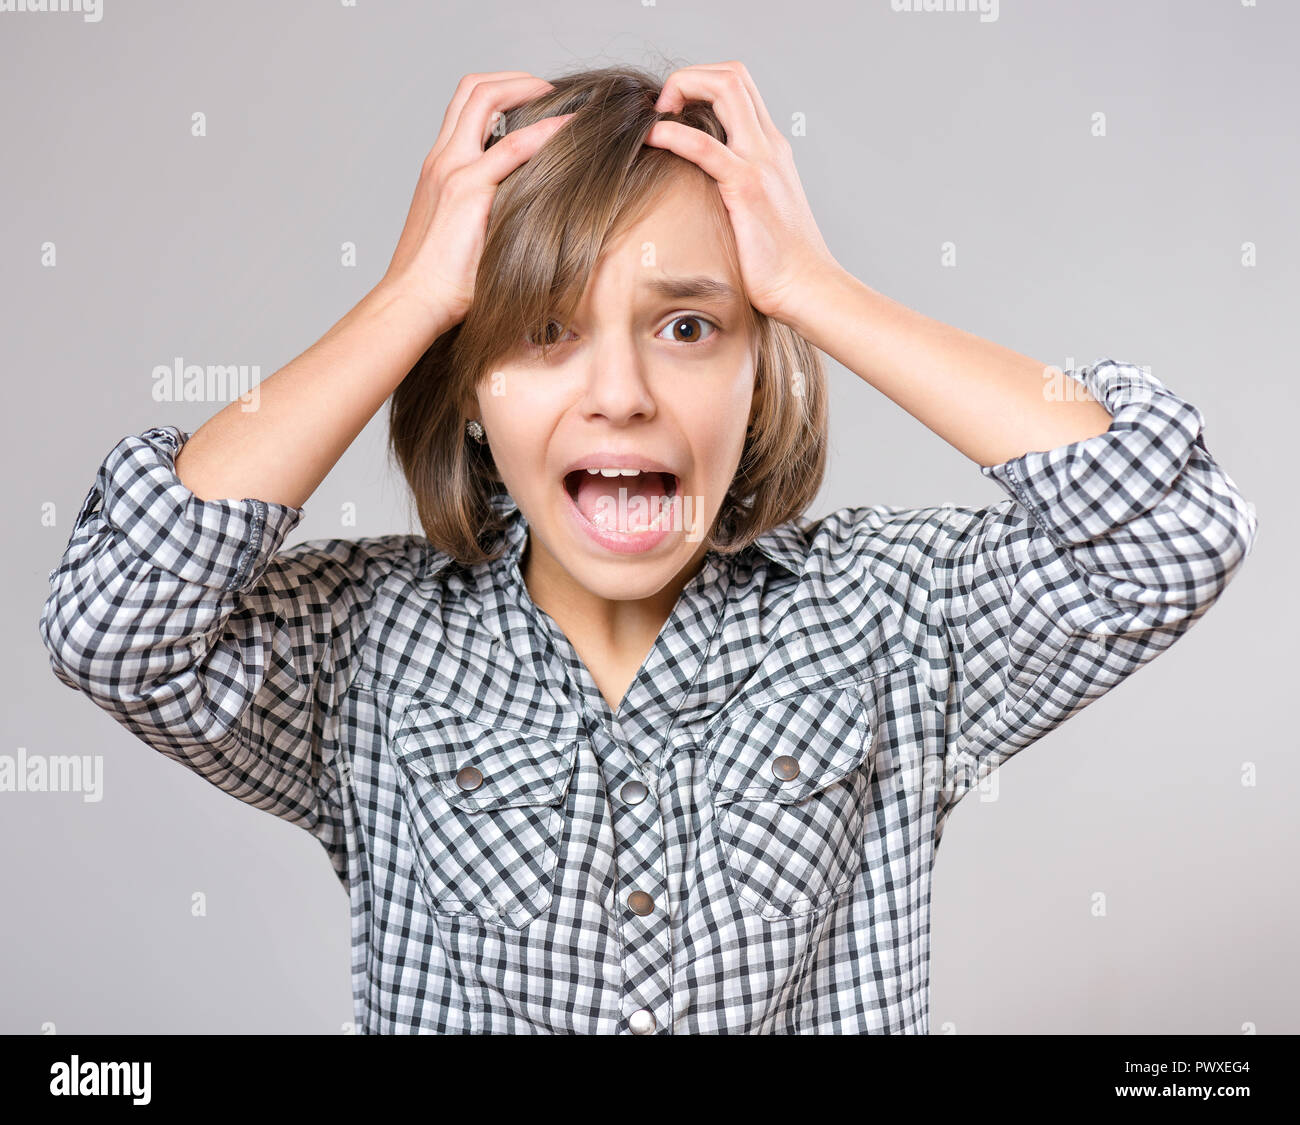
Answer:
[{"left": 577, "top": 336, "right": 658, "bottom": 426}]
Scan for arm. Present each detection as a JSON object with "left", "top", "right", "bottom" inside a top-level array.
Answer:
[
  {"left": 777, "top": 266, "right": 1115, "bottom": 468},
  {"left": 38, "top": 431, "right": 417, "bottom": 884},
  {"left": 173, "top": 73, "right": 572, "bottom": 507},
  {"left": 173, "top": 284, "right": 449, "bottom": 507},
  {"left": 38, "top": 74, "right": 574, "bottom": 878},
  {"left": 777, "top": 270, "right": 1258, "bottom": 826},
  {"left": 907, "top": 361, "right": 1255, "bottom": 832},
  {"left": 38, "top": 251, "right": 443, "bottom": 880},
  {"left": 817, "top": 361, "right": 1256, "bottom": 836},
  {"left": 645, "top": 60, "right": 1115, "bottom": 467}
]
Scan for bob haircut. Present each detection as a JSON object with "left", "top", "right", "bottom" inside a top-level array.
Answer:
[{"left": 389, "top": 63, "right": 828, "bottom": 566}]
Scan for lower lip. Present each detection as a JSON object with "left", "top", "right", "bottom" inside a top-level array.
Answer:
[{"left": 562, "top": 478, "right": 677, "bottom": 555}]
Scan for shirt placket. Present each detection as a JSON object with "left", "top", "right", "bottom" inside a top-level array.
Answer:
[{"left": 510, "top": 543, "right": 733, "bottom": 1035}]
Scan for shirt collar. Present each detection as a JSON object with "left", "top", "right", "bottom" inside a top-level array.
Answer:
[
  {"left": 418, "top": 489, "right": 808, "bottom": 742},
  {"left": 478, "top": 490, "right": 807, "bottom": 579}
]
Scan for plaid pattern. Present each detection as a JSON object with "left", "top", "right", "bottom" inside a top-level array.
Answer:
[{"left": 38, "top": 359, "right": 1257, "bottom": 1033}]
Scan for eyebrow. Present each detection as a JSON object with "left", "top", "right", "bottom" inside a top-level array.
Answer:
[{"left": 638, "top": 275, "right": 741, "bottom": 304}]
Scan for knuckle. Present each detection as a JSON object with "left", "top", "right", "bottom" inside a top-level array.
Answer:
[
  {"left": 442, "top": 164, "right": 473, "bottom": 195},
  {"left": 739, "top": 167, "right": 764, "bottom": 197}
]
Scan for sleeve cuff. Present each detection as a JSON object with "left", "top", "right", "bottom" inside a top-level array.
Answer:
[
  {"left": 979, "top": 359, "right": 1206, "bottom": 550},
  {"left": 78, "top": 425, "right": 304, "bottom": 592}
]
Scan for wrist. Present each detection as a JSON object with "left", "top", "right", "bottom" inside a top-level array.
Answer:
[
  {"left": 366, "top": 276, "right": 458, "bottom": 342},
  {"left": 771, "top": 262, "right": 863, "bottom": 344}
]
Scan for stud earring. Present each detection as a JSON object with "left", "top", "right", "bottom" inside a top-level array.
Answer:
[{"left": 466, "top": 419, "right": 486, "bottom": 444}]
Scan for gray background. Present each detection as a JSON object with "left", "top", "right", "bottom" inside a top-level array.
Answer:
[{"left": 3, "top": 0, "right": 1293, "bottom": 1033}]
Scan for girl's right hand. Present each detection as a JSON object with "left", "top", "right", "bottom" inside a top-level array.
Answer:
[{"left": 377, "top": 72, "right": 574, "bottom": 337}]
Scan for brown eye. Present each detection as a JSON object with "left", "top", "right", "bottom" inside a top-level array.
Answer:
[
  {"left": 524, "top": 320, "right": 574, "bottom": 348},
  {"left": 658, "top": 315, "right": 717, "bottom": 344}
]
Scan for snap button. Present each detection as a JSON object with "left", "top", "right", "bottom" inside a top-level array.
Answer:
[
  {"left": 629, "top": 1008, "right": 656, "bottom": 1034},
  {"left": 455, "top": 766, "right": 484, "bottom": 792},
  {"left": 627, "top": 890, "right": 654, "bottom": 916},
  {"left": 620, "top": 780, "right": 648, "bottom": 806},
  {"left": 771, "top": 755, "right": 800, "bottom": 782}
]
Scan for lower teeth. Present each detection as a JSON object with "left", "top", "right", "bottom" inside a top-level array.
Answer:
[{"left": 589, "top": 494, "right": 676, "bottom": 533}]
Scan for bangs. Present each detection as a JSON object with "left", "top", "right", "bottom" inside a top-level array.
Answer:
[{"left": 451, "top": 74, "right": 735, "bottom": 378}]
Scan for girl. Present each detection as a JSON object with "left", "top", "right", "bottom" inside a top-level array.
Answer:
[{"left": 39, "top": 63, "right": 1257, "bottom": 1034}]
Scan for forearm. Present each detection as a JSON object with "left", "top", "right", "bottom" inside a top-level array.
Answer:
[
  {"left": 174, "top": 282, "right": 448, "bottom": 508},
  {"left": 781, "top": 267, "right": 1114, "bottom": 468}
]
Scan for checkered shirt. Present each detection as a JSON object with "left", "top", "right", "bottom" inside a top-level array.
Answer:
[{"left": 38, "top": 359, "right": 1258, "bottom": 1033}]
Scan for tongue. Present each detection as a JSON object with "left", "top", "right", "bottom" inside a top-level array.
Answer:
[{"left": 575, "top": 472, "right": 671, "bottom": 533}]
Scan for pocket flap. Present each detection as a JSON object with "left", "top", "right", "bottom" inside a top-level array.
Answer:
[
  {"left": 394, "top": 703, "right": 578, "bottom": 812},
  {"left": 704, "top": 682, "right": 874, "bottom": 805}
]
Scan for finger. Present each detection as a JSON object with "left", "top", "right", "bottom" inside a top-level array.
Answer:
[
  {"left": 431, "top": 72, "right": 553, "bottom": 166},
  {"left": 657, "top": 61, "right": 778, "bottom": 134},
  {"left": 427, "top": 72, "right": 536, "bottom": 162},
  {"left": 474, "top": 112, "right": 576, "bottom": 185},
  {"left": 641, "top": 119, "right": 747, "bottom": 187},
  {"left": 652, "top": 65, "right": 768, "bottom": 156},
  {"left": 710, "top": 60, "right": 782, "bottom": 141},
  {"left": 444, "top": 74, "right": 560, "bottom": 166}
]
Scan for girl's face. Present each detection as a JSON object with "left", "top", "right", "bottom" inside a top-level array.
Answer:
[{"left": 475, "top": 173, "right": 757, "bottom": 605}]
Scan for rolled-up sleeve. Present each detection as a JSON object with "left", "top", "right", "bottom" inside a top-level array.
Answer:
[
  {"left": 37, "top": 425, "right": 402, "bottom": 887},
  {"left": 928, "top": 359, "right": 1258, "bottom": 823}
]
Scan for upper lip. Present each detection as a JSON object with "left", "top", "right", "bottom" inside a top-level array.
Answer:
[{"left": 560, "top": 451, "right": 680, "bottom": 478}]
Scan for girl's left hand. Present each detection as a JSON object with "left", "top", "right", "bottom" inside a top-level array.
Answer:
[{"left": 645, "top": 61, "right": 842, "bottom": 324}]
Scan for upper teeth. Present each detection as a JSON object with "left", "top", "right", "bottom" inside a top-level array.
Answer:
[{"left": 586, "top": 467, "right": 645, "bottom": 476}]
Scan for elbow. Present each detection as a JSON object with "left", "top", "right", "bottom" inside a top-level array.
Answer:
[
  {"left": 38, "top": 587, "right": 88, "bottom": 691},
  {"left": 1076, "top": 490, "right": 1258, "bottom": 636},
  {"left": 1227, "top": 487, "right": 1259, "bottom": 563},
  {"left": 1151, "top": 488, "right": 1258, "bottom": 623},
  {"left": 1154, "top": 452, "right": 1259, "bottom": 614},
  {"left": 37, "top": 577, "right": 128, "bottom": 696},
  {"left": 37, "top": 583, "right": 213, "bottom": 747},
  {"left": 1192, "top": 474, "right": 1258, "bottom": 599},
  {"left": 1185, "top": 440, "right": 1259, "bottom": 595}
]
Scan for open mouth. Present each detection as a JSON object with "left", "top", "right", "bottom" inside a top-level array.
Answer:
[
  {"left": 563, "top": 467, "right": 679, "bottom": 534},
  {"left": 563, "top": 468, "right": 679, "bottom": 501}
]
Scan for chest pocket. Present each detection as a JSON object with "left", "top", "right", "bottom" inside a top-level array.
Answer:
[
  {"left": 391, "top": 702, "right": 579, "bottom": 929},
  {"left": 704, "top": 670, "right": 893, "bottom": 922}
]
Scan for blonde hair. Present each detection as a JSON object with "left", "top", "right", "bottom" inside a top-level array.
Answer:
[{"left": 388, "top": 63, "right": 827, "bottom": 565}]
